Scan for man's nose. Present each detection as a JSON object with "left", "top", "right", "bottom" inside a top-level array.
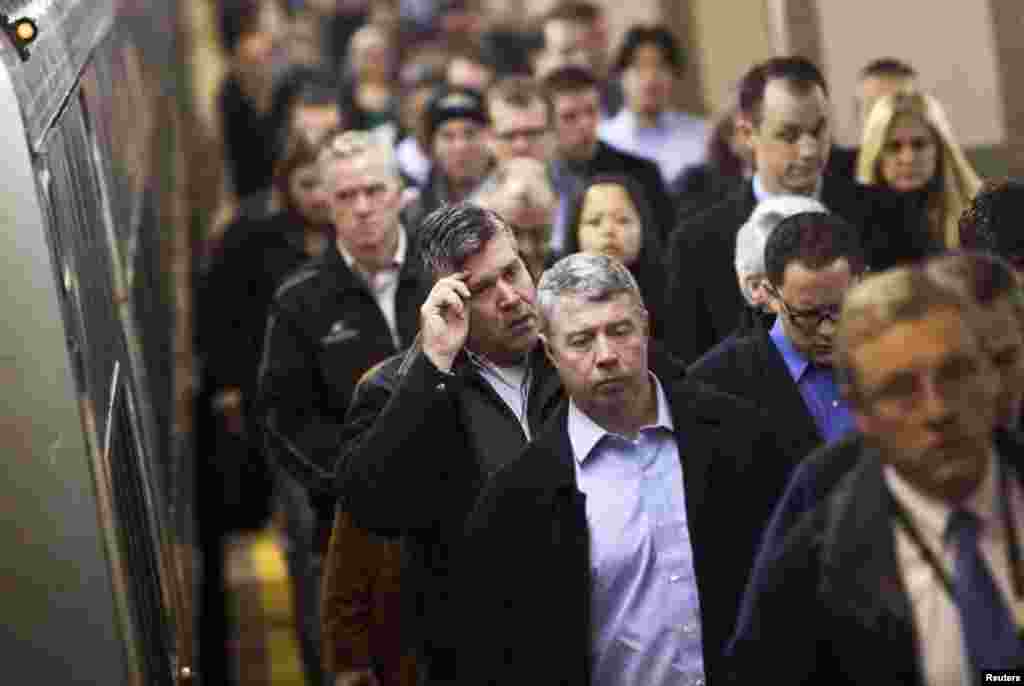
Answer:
[
  {"left": 353, "top": 191, "right": 372, "bottom": 214},
  {"left": 594, "top": 334, "right": 619, "bottom": 366},
  {"left": 496, "top": 279, "right": 521, "bottom": 309},
  {"left": 798, "top": 134, "right": 820, "bottom": 159}
]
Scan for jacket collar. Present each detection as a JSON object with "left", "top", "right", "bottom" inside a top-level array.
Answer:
[
  {"left": 322, "top": 227, "right": 421, "bottom": 291},
  {"left": 824, "top": 432, "right": 1024, "bottom": 633},
  {"left": 820, "top": 442, "right": 919, "bottom": 640}
]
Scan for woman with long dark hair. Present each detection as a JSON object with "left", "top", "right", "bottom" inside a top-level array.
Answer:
[{"left": 565, "top": 174, "right": 669, "bottom": 337}]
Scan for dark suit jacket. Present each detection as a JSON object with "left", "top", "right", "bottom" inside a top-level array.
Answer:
[
  {"left": 338, "top": 342, "right": 684, "bottom": 682},
  {"left": 457, "top": 377, "right": 793, "bottom": 686},
  {"left": 727, "top": 431, "right": 1024, "bottom": 685},
  {"left": 687, "top": 329, "right": 823, "bottom": 465},
  {"left": 588, "top": 141, "right": 677, "bottom": 241},
  {"left": 664, "top": 177, "right": 930, "bottom": 364}
]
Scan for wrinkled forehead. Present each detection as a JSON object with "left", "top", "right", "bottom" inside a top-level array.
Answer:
[{"left": 549, "top": 290, "right": 644, "bottom": 333}]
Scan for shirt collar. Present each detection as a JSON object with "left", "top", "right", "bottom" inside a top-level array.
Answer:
[
  {"left": 337, "top": 225, "right": 407, "bottom": 275},
  {"left": 884, "top": 449, "right": 1001, "bottom": 541},
  {"left": 752, "top": 173, "right": 824, "bottom": 204},
  {"left": 568, "top": 372, "right": 674, "bottom": 466},
  {"left": 466, "top": 348, "right": 531, "bottom": 387},
  {"left": 769, "top": 316, "right": 812, "bottom": 383},
  {"left": 621, "top": 107, "right": 669, "bottom": 132}
]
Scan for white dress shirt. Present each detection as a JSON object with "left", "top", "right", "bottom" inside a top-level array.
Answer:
[
  {"left": 466, "top": 351, "right": 532, "bottom": 440},
  {"left": 338, "top": 228, "right": 408, "bottom": 348},
  {"left": 598, "top": 109, "right": 709, "bottom": 185},
  {"left": 884, "top": 454, "right": 1024, "bottom": 686}
]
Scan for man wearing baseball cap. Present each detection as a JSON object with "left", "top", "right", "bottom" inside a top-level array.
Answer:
[{"left": 405, "top": 86, "right": 494, "bottom": 230}]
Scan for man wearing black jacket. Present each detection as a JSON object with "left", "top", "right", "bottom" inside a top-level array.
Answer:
[
  {"left": 665, "top": 56, "right": 929, "bottom": 365},
  {"left": 688, "top": 211, "right": 865, "bottom": 464},
  {"left": 259, "top": 130, "right": 429, "bottom": 524},
  {"left": 336, "top": 205, "right": 686, "bottom": 684},
  {"left": 458, "top": 253, "right": 790, "bottom": 686},
  {"left": 729, "top": 267, "right": 1024, "bottom": 683}
]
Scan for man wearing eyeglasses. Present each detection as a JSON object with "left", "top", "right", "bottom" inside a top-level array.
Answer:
[
  {"left": 689, "top": 211, "right": 863, "bottom": 466},
  {"left": 728, "top": 266, "right": 1024, "bottom": 683},
  {"left": 486, "top": 76, "right": 554, "bottom": 164}
]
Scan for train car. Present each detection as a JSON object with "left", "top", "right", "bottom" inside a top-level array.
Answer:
[{"left": 0, "top": 0, "right": 193, "bottom": 683}]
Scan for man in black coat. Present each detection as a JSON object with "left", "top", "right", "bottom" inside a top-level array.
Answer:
[
  {"left": 688, "top": 211, "right": 864, "bottom": 463},
  {"left": 542, "top": 65, "right": 677, "bottom": 253},
  {"left": 259, "top": 130, "right": 429, "bottom": 515},
  {"left": 403, "top": 87, "right": 494, "bottom": 231},
  {"left": 665, "top": 56, "right": 929, "bottom": 365},
  {"left": 334, "top": 203, "right": 567, "bottom": 684},
  {"left": 337, "top": 206, "right": 686, "bottom": 684},
  {"left": 458, "top": 253, "right": 792, "bottom": 686},
  {"left": 729, "top": 267, "right": 1024, "bottom": 684}
]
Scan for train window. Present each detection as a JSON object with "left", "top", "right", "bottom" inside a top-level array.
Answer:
[{"left": 103, "top": 374, "right": 177, "bottom": 686}]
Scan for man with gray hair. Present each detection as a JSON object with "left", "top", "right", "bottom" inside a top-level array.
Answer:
[
  {"left": 259, "top": 128, "right": 429, "bottom": 513},
  {"left": 458, "top": 252, "right": 791, "bottom": 686},
  {"left": 735, "top": 195, "right": 829, "bottom": 312}
]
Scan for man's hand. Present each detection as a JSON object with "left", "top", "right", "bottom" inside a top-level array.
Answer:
[
  {"left": 334, "top": 668, "right": 379, "bottom": 686},
  {"left": 420, "top": 272, "right": 472, "bottom": 372}
]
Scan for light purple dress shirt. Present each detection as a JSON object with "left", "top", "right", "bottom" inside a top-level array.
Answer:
[
  {"left": 598, "top": 109, "right": 709, "bottom": 185},
  {"left": 569, "top": 374, "right": 706, "bottom": 686}
]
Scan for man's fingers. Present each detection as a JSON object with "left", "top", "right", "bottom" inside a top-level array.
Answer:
[{"left": 441, "top": 272, "right": 472, "bottom": 300}]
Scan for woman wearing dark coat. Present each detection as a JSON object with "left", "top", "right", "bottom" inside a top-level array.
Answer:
[
  {"left": 198, "top": 128, "right": 333, "bottom": 527},
  {"left": 565, "top": 174, "right": 670, "bottom": 339}
]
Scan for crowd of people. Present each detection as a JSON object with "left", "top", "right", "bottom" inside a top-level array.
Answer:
[{"left": 194, "top": 1, "right": 1024, "bottom": 684}]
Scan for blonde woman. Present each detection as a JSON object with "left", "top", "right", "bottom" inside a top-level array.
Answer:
[{"left": 857, "top": 91, "right": 982, "bottom": 248}]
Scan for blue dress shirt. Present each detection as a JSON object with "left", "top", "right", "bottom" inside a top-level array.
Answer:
[
  {"left": 769, "top": 318, "right": 856, "bottom": 443},
  {"left": 598, "top": 109, "right": 709, "bottom": 185},
  {"left": 569, "top": 374, "right": 706, "bottom": 686}
]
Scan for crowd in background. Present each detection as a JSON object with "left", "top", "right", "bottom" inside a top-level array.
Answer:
[{"left": 192, "top": 1, "right": 1024, "bottom": 684}]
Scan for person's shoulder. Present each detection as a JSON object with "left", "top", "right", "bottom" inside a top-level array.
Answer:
[
  {"left": 271, "top": 253, "right": 334, "bottom": 306},
  {"left": 687, "top": 332, "right": 758, "bottom": 380},
  {"left": 800, "top": 432, "right": 867, "bottom": 495},
  {"left": 597, "top": 140, "right": 657, "bottom": 174},
  {"left": 674, "top": 181, "right": 755, "bottom": 239},
  {"left": 669, "top": 375, "right": 760, "bottom": 422}
]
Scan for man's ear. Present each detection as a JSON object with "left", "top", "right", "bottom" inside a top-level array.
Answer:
[
  {"left": 539, "top": 332, "right": 557, "bottom": 366},
  {"left": 745, "top": 276, "right": 767, "bottom": 307},
  {"left": 735, "top": 113, "right": 757, "bottom": 149}
]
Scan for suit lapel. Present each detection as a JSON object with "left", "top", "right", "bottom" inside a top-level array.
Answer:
[
  {"left": 527, "top": 349, "right": 566, "bottom": 438},
  {"left": 666, "top": 384, "right": 723, "bottom": 541},
  {"left": 754, "top": 333, "right": 823, "bottom": 455},
  {"left": 823, "top": 451, "right": 915, "bottom": 633}
]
